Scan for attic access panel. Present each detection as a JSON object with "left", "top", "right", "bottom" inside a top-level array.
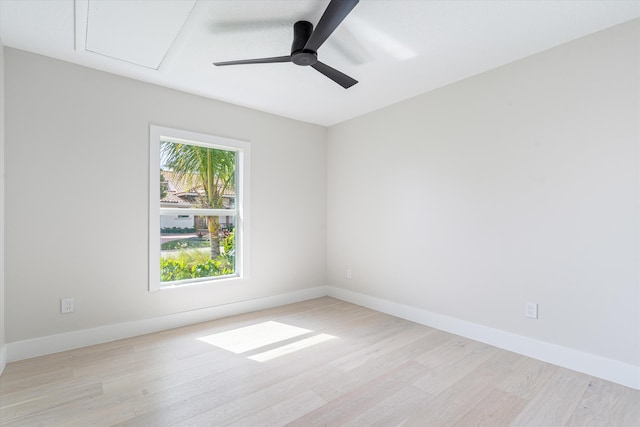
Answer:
[{"left": 80, "top": 0, "right": 196, "bottom": 70}]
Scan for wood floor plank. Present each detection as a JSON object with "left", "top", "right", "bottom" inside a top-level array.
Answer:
[
  {"left": 0, "top": 367, "right": 74, "bottom": 396},
  {"left": 165, "top": 352, "right": 337, "bottom": 426},
  {"left": 565, "top": 377, "right": 640, "bottom": 427},
  {"left": 341, "top": 385, "right": 433, "bottom": 426},
  {"left": 312, "top": 330, "right": 453, "bottom": 402},
  {"left": 412, "top": 338, "right": 500, "bottom": 395},
  {"left": 496, "top": 355, "right": 557, "bottom": 399},
  {"left": 100, "top": 345, "right": 247, "bottom": 398},
  {"left": 451, "top": 388, "right": 528, "bottom": 427},
  {"left": 196, "top": 390, "right": 326, "bottom": 427},
  {"left": 1, "top": 297, "right": 638, "bottom": 427},
  {"left": 287, "top": 361, "right": 429, "bottom": 426},
  {"left": 403, "top": 350, "right": 524, "bottom": 426},
  {"left": 1, "top": 390, "right": 137, "bottom": 427},
  {"left": 508, "top": 367, "right": 591, "bottom": 427},
  {"left": 0, "top": 382, "right": 103, "bottom": 424},
  {"left": 329, "top": 324, "right": 446, "bottom": 373}
]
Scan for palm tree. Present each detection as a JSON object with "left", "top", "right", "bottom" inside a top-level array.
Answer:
[{"left": 160, "top": 141, "right": 236, "bottom": 259}]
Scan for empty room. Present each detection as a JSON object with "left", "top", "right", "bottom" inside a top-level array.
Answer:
[{"left": 0, "top": 0, "right": 639, "bottom": 425}]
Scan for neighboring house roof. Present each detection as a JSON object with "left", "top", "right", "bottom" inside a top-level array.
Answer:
[
  {"left": 160, "top": 170, "right": 235, "bottom": 206},
  {"left": 159, "top": 192, "right": 186, "bottom": 205}
]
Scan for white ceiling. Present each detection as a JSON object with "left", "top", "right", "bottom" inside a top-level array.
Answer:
[{"left": 1, "top": 0, "right": 639, "bottom": 126}]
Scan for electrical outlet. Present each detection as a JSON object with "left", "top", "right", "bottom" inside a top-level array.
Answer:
[
  {"left": 525, "top": 302, "right": 538, "bottom": 319},
  {"left": 61, "top": 297, "right": 74, "bottom": 314},
  {"left": 346, "top": 268, "right": 352, "bottom": 279}
]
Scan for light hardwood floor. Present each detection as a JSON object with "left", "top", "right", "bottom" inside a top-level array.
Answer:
[{"left": 1, "top": 297, "right": 638, "bottom": 426}]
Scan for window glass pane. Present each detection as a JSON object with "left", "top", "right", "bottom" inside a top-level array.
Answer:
[
  {"left": 150, "top": 125, "right": 249, "bottom": 291},
  {"left": 160, "top": 215, "right": 236, "bottom": 284},
  {"left": 160, "top": 141, "right": 236, "bottom": 210}
]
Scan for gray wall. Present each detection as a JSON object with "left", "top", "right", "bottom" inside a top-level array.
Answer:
[
  {"left": 327, "top": 20, "right": 639, "bottom": 367},
  {"left": 4, "top": 48, "right": 326, "bottom": 342}
]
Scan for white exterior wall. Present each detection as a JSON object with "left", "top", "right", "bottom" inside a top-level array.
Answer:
[{"left": 160, "top": 214, "right": 194, "bottom": 230}]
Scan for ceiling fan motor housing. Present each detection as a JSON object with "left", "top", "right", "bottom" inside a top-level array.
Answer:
[{"left": 291, "top": 21, "right": 318, "bottom": 66}]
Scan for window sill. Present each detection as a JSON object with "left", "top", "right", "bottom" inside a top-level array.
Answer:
[{"left": 153, "top": 274, "right": 242, "bottom": 291}]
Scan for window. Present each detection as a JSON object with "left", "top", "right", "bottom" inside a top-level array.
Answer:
[{"left": 149, "top": 125, "right": 250, "bottom": 291}]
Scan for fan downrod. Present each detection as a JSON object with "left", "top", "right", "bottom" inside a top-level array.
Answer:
[{"left": 291, "top": 21, "right": 317, "bottom": 66}]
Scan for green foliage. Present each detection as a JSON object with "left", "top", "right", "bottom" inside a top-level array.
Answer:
[
  {"left": 174, "top": 249, "right": 211, "bottom": 265},
  {"left": 160, "top": 248, "right": 235, "bottom": 282},
  {"left": 221, "top": 228, "right": 235, "bottom": 255},
  {"left": 160, "top": 257, "right": 192, "bottom": 281}
]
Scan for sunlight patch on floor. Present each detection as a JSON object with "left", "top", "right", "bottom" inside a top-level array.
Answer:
[
  {"left": 248, "top": 333, "right": 336, "bottom": 362},
  {"left": 197, "top": 321, "right": 312, "bottom": 353},
  {"left": 197, "top": 320, "right": 337, "bottom": 362}
]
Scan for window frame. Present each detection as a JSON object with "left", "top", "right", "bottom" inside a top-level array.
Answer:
[{"left": 149, "top": 125, "right": 250, "bottom": 291}]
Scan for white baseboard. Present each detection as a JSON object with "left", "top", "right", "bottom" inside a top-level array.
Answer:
[
  {"left": 7, "top": 286, "right": 328, "bottom": 363},
  {"left": 327, "top": 286, "right": 640, "bottom": 390}
]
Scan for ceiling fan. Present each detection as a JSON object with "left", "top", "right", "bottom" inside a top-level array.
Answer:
[{"left": 213, "top": 0, "right": 359, "bottom": 89}]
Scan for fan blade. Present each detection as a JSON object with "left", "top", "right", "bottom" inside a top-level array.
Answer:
[
  {"left": 304, "top": 0, "right": 359, "bottom": 52},
  {"left": 311, "top": 61, "right": 358, "bottom": 89},
  {"left": 214, "top": 56, "right": 291, "bottom": 66}
]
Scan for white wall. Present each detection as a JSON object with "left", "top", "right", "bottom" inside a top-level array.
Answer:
[
  {"left": 160, "top": 214, "right": 195, "bottom": 230},
  {"left": 0, "top": 37, "right": 6, "bottom": 373},
  {"left": 327, "top": 19, "right": 639, "bottom": 370},
  {"left": 4, "top": 48, "right": 326, "bottom": 344}
]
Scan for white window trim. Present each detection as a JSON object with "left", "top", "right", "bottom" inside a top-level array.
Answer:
[{"left": 149, "top": 125, "right": 250, "bottom": 291}]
